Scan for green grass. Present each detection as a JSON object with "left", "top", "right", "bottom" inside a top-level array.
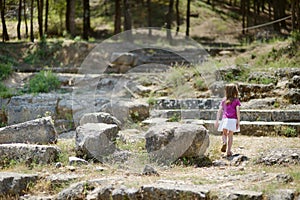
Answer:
[
  {"left": 28, "top": 71, "right": 60, "bottom": 93},
  {"left": 0, "top": 63, "right": 12, "bottom": 81}
]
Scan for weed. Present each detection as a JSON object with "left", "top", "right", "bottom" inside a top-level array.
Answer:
[
  {"left": 193, "top": 77, "right": 207, "bottom": 91},
  {"left": 0, "top": 83, "right": 13, "bottom": 98},
  {"left": 168, "top": 113, "right": 180, "bottom": 122},
  {"left": 0, "top": 63, "right": 12, "bottom": 81},
  {"left": 28, "top": 71, "right": 60, "bottom": 93},
  {"left": 283, "top": 127, "right": 297, "bottom": 137}
]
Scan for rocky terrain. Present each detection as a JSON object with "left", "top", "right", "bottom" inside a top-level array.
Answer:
[{"left": 0, "top": 38, "right": 300, "bottom": 199}]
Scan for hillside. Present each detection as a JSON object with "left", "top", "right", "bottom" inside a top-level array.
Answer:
[{"left": 0, "top": 1, "right": 300, "bottom": 199}]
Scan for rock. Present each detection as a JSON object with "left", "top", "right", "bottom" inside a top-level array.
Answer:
[
  {"left": 118, "top": 129, "right": 145, "bottom": 143},
  {"left": 238, "top": 83, "right": 275, "bottom": 101},
  {"left": 110, "top": 52, "right": 138, "bottom": 66},
  {"left": 6, "top": 94, "right": 58, "bottom": 125},
  {"left": 242, "top": 98, "right": 277, "bottom": 109},
  {"left": 57, "top": 178, "right": 117, "bottom": 200},
  {"left": 79, "top": 112, "right": 121, "bottom": 128},
  {"left": 209, "top": 81, "right": 225, "bottom": 98},
  {"left": 100, "top": 100, "right": 149, "bottom": 123},
  {"left": 103, "top": 150, "right": 132, "bottom": 164},
  {"left": 0, "top": 143, "right": 61, "bottom": 166},
  {"left": 218, "top": 189, "right": 263, "bottom": 200},
  {"left": 275, "top": 68, "right": 300, "bottom": 78},
  {"left": 142, "top": 182, "right": 210, "bottom": 199},
  {"left": 268, "top": 189, "right": 296, "bottom": 200},
  {"left": 69, "top": 156, "right": 89, "bottom": 166},
  {"left": 75, "top": 123, "right": 119, "bottom": 162},
  {"left": 142, "top": 164, "right": 159, "bottom": 176},
  {"left": 0, "top": 116, "right": 57, "bottom": 144},
  {"left": 276, "top": 174, "right": 293, "bottom": 183},
  {"left": 0, "top": 172, "right": 38, "bottom": 196},
  {"left": 256, "top": 148, "right": 300, "bottom": 165},
  {"left": 216, "top": 65, "right": 242, "bottom": 81},
  {"left": 284, "top": 89, "right": 300, "bottom": 104},
  {"left": 145, "top": 122, "right": 209, "bottom": 164}
]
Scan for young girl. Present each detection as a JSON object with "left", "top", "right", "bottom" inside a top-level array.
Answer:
[{"left": 215, "top": 83, "right": 241, "bottom": 157}]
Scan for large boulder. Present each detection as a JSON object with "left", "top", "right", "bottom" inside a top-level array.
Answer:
[
  {"left": 0, "top": 173, "right": 38, "bottom": 196},
  {"left": 100, "top": 100, "right": 149, "bottom": 123},
  {"left": 145, "top": 122, "right": 209, "bottom": 164},
  {"left": 0, "top": 144, "right": 61, "bottom": 166},
  {"left": 75, "top": 123, "right": 119, "bottom": 162},
  {"left": 6, "top": 94, "right": 58, "bottom": 125},
  {"left": 0, "top": 116, "right": 57, "bottom": 144},
  {"left": 79, "top": 112, "right": 122, "bottom": 128}
]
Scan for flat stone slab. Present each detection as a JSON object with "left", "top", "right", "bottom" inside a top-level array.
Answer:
[
  {"left": 0, "top": 116, "right": 57, "bottom": 144},
  {"left": 0, "top": 172, "right": 38, "bottom": 196},
  {"left": 0, "top": 143, "right": 61, "bottom": 166},
  {"left": 151, "top": 109, "right": 300, "bottom": 122},
  {"left": 204, "top": 120, "right": 300, "bottom": 136}
]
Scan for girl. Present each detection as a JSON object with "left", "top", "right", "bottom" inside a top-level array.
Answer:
[{"left": 215, "top": 83, "right": 241, "bottom": 157}]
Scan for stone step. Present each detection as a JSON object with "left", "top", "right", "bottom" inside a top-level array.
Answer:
[
  {"left": 153, "top": 98, "right": 222, "bottom": 110},
  {"left": 142, "top": 118, "right": 300, "bottom": 137},
  {"left": 204, "top": 120, "right": 300, "bottom": 137},
  {"left": 150, "top": 109, "right": 300, "bottom": 122}
]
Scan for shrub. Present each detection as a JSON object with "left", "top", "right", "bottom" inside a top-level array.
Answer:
[
  {"left": 0, "top": 63, "right": 12, "bottom": 80},
  {"left": 0, "top": 83, "right": 13, "bottom": 98},
  {"left": 29, "top": 71, "right": 60, "bottom": 93}
]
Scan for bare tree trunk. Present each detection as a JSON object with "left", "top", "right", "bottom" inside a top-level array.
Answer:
[
  {"left": 44, "top": 0, "right": 49, "bottom": 34},
  {"left": 83, "top": 0, "right": 90, "bottom": 40},
  {"left": 24, "top": 0, "right": 28, "bottom": 38},
  {"left": 297, "top": 0, "right": 300, "bottom": 30},
  {"left": 292, "top": 0, "right": 296, "bottom": 31},
  {"left": 37, "top": 0, "right": 44, "bottom": 39},
  {"left": 66, "top": 0, "right": 76, "bottom": 37},
  {"left": 123, "top": 0, "right": 133, "bottom": 41},
  {"left": 166, "top": 0, "right": 174, "bottom": 42},
  {"left": 0, "top": 0, "right": 9, "bottom": 41},
  {"left": 175, "top": 0, "right": 180, "bottom": 35},
  {"left": 241, "top": 0, "right": 246, "bottom": 34},
  {"left": 114, "top": 0, "right": 121, "bottom": 35},
  {"left": 147, "top": 0, "right": 152, "bottom": 36},
  {"left": 186, "top": 0, "right": 191, "bottom": 37},
  {"left": 30, "top": 0, "right": 34, "bottom": 42},
  {"left": 17, "top": 0, "right": 22, "bottom": 40}
]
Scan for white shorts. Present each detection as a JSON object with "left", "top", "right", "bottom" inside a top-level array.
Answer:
[{"left": 218, "top": 118, "right": 240, "bottom": 132}]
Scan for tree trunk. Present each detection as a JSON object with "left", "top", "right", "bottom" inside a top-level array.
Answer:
[
  {"left": 37, "top": 0, "right": 44, "bottom": 39},
  {"left": 114, "top": 0, "right": 121, "bottom": 35},
  {"left": 17, "top": 0, "right": 22, "bottom": 40},
  {"left": 186, "top": 0, "right": 190, "bottom": 37},
  {"left": 147, "top": 0, "right": 152, "bottom": 36},
  {"left": 45, "top": 0, "right": 49, "bottom": 34},
  {"left": 0, "top": 0, "right": 9, "bottom": 41},
  {"left": 166, "top": 0, "right": 174, "bottom": 42},
  {"left": 297, "top": 0, "right": 300, "bottom": 30},
  {"left": 24, "top": 0, "right": 28, "bottom": 38},
  {"left": 273, "top": 0, "right": 280, "bottom": 32},
  {"left": 123, "top": 0, "right": 133, "bottom": 41},
  {"left": 30, "top": 0, "right": 34, "bottom": 42},
  {"left": 175, "top": 0, "right": 180, "bottom": 35},
  {"left": 66, "top": 0, "right": 76, "bottom": 37},
  {"left": 83, "top": 0, "right": 90, "bottom": 40},
  {"left": 241, "top": 0, "right": 246, "bottom": 34}
]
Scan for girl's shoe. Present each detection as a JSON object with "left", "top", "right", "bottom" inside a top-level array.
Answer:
[{"left": 221, "top": 143, "right": 226, "bottom": 152}]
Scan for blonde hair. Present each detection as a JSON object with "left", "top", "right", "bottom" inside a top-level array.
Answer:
[{"left": 225, "top": 84, "right": 239, "bottom": 104}]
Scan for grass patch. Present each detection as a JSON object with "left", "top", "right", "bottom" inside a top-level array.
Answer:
[
  {"left": 0, "top": 83, "right": 13, "bottom": 98},
  {"left": 0, "top": 63, "right": 12, "bottom": 81},
  {"left": 28, "top": 71, "right": 60, "bottom": 93}
]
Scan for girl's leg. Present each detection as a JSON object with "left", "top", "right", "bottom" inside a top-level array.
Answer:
[
  {"left": 227, "top": 131, "right": 234, "bottom": 156},
  {"left": 221, "top": 129, "right": 228, "bottom": 152}
]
